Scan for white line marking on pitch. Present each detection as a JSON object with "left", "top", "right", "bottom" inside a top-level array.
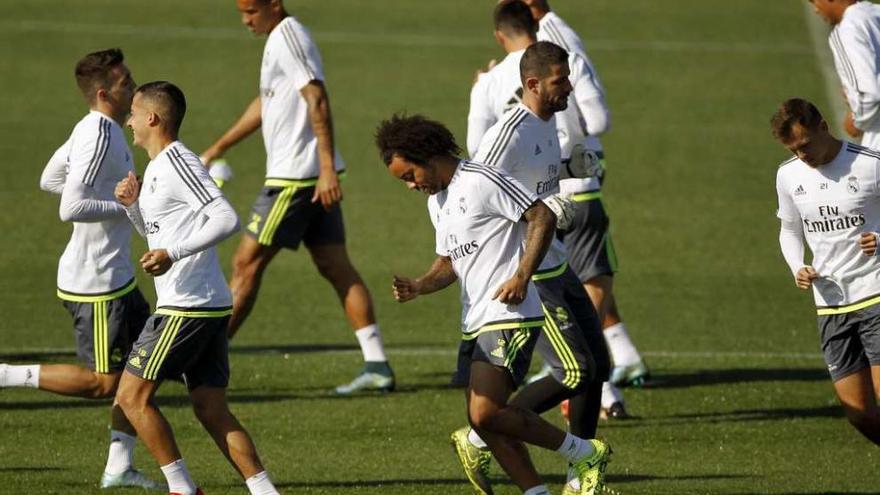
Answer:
[{"left": 0, "top": 19, "right": 813, "bottom": 55}]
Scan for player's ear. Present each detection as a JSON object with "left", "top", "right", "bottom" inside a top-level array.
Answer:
[
  {"left": 95, "top": 87, "right": 108, "bottom": 103},
  {"left": 493, "top": 30, "right": 504, "bottom": 47},
  {"left": 524, "top": 75, "right": 540, "bottom": 94},
  {"left": 147, "top": 111, "right": 160, "bottom": 127}
]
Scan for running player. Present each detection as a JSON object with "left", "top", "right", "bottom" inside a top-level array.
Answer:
[
  {"left": 773, "top": 97, "right": 880, "bottom": 446},
  {"left": 114, "top": 81, "right": 282, "bottom": 495},
  {"left": 523, "top": 0, "right": 650, "bottom": 392},
  {"left": 1, "top": 48, "right": 158, "bottom": 490},
  {"left": 810, "top": 0, "right": 880, "bottom": 148},
  {"left": 199, "top": 0, "right": 394, "bottom": 394},
  {"left": 377, "top": 113, "right": 611, "bottom": 495}
]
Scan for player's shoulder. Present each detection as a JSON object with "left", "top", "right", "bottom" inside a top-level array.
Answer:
[
  {"left": 480, "top": 107, "right": 530, "bottom": 154},
  {"left": 72, "top": 111, "right": 110, "bottom": 135},
  {"left": 276, "top": 15, "right": 314, "bottom": 42},
  {"left": 844, "top": 141, "right": 880, "bottom": 163},
  {"left": 838, "top": 2, "right": 880, "bottom": 34},
  {"left": 776, "top": 155, "right": 803, "bottom": 180}
]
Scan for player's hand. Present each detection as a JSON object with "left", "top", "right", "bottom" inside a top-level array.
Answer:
[
  {"left": 140, "top": 249, "right": 172, "bottom": 276},
  {"left": 492, "top": 273, "right": 528, "bottom": 305},
  {"left": 115, "top": 171, "right": 141, "bottom": 206},
  {"left": 392, "top": 275, "right": 421, "bottom": 303},
  {"left": 199, "top": 147, "right": 223, "bottom": 167},
  {"left": 860, "top": 232, "right": 879, "bottom": 256},
  {"left": 312, "top": 170, "right": 342, "bottom": 210},
  {"left": 795, "top": 266, "right": 819, "bottom": 290},
  {"left": 473, "top": 59, "right": 497, "bottom": 85}
]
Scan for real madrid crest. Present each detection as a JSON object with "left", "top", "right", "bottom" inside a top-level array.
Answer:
[{"left": 847, "top": 176, "right": 859, "bottom": 194}]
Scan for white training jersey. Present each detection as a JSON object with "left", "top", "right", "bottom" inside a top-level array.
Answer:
[
  {"left": 428, "top": 161, "right": 544, "bottom": 337},
  {"left": 537, "top": 11, "right": 590, "bottom": 65},
  {"left": 51, "top": 111, "right": 136, "bottom": 300},
  {"left": 474, "top": 104, "right": 568, "bottom": 273},
  {"left": 260, "top": 15, "right": 344, "bottom": 181},
  {"left": 467, "top": 46, "right": 604, "bottom": 163},
  {"left": 830, "top": 1, "right": 880, "bottom": 148},
  {"left": 776, "top": 142, "right": 880, "bottom": 309},
  {"left": 137, "top": 141, "right": 232, "bottom": 310}
]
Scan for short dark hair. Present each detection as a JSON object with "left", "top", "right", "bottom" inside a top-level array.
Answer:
[
  {"left": 375, "top": 114, "right": 461, "bottom": 166},
  {"left": 520, "top": 41, "right": 568, "bottom": 83},
  {"left": 74, "top": 48, "right": 125, "bottom": 102},
  {"left": 136, "top": 81, "right": 187, "bottom": 134},
  {"left": 770, "top": 98, "right": 824, "bottom": 142},
  {"left": 494, "top": 0, "right": 538, "bottom": 38}
]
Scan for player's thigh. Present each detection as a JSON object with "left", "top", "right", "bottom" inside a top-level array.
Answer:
[
  {"left": 833, "top": 368, "right": 878, "bottom": 414},
  {"left": 468, "top": 328, "right": 538, "bottom": 400},
  {"left": 819, "top": 312, "right": 871, "bottom": 383}
]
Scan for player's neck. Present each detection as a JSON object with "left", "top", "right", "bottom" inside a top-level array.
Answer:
[
  {"left": 266, "top": 11, "right": 288, "bottom": 33},
  {"left": 90, "top": 102, "right": 124, "bottom": 126},
  {"left": 504, "top": 35, "right": 535, "bottom": 53},
  {"left": 522, "top": 95, "right": 552, "bottom": 121},
  {"left": 143, "top": 133, "right": 177, "bottom": 160},
  {"left": 436, "top": 155, "right": 461, "bottom": 188}
]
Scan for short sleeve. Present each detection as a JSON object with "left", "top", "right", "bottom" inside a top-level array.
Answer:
[
  {"left": 464, "top": 162, "right": 537, "bottom": 223},
  {"left": 277, "top": 20, "right": 325, "bottom": 90},
  {"left": 427, "top": 197, "right": 446, "bottom": 256},
  {"left": 473, "top": 108, "right": 528, "bottom": 172},
  {"left": 166, "top": 147, "right": 222, "bottom": 211}
]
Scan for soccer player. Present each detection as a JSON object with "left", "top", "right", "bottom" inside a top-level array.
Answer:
[
  {"left": 0, "top": 48, "right": 158, "bottom": 489},
  {"left": 114, "top": 81, "right": 281, "bottom": 495},
  {"left": 522, "top": 0, "right": 649, "bottom": 394},
  {"left": 377, "top": 113, "right": 611, "bottom": 495},
  {"left": 810, "top": 0, "right": 880, "bottom": 148},
  {"left": 773, "top": 97, "right": 880, "bottom": 446},
  {"left": 458, "top": 36, "right": 614, "bottom": 495},
  {"left": 199, "top": 0, "right": 394, "bottom": 394}
]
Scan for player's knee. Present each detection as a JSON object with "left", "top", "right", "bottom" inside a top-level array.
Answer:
[
  {"left": 192, "top": 396, "right": 232, "bottom": 429},
  {"left": 89, "top": 372, "right": 121, "bottom": 398},
  {"left": 468, "top": 401, "right": 503, "bottom": 432},
  {"left": 845, "top": 407, "right": 880, "bottom": 430},
  {"left": 232, "top": 252, "right": 263, "bottom": 281}
]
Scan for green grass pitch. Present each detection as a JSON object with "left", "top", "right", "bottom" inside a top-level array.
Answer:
[{"left": 0, "top": 0, "right": 876, "bottom": 493}]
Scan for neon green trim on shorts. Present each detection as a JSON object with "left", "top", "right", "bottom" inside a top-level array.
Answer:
[
  {"left": 258, "top": 185, "right": 297, "bottom": 245},
  {"left": 57, "top": 279, "right": 137, "bottom": 303},
  {"left": 144, "top": 316, "right": 183, "bottom": 381},
  {"left": 155, "top": 307, "right": 233, "bottom": 318},
  {"left": 462, "top": 317, "right": 545, "bottom": 340},
  {"left": 541, "top": 305, "right": 581, "bottom": 389},
  {"left": 816, "top": 294, "right": 880, "bottom": 315},
  {"left": 93, "top": 300, "right": 109, "bottom": 373},
  {"left": 572, "top": 191, "right": 602, "bottom": 202},
  {"left": 532, "top": 262, "right": 568, "bottom": 281}
]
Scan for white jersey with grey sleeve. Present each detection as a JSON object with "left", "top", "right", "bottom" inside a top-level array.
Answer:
[
  {"left": 428, "top": 161, "right": 544, "bottom": 337},
  {"left": 776, "top": 142, "right": 880, "bottom": 311},
  {"left": 829, "top": 1, "right": 880, "bottom": 148},
  {"left": 134, "top": 141, "right": 234, "bottom": 310},
  {"left": 474, "top": 104, "right": 568, "bottom": 273},
  {"left": 260, "top": 15, "right": 344, "bottom": 181},
  {"left": 44, "top": 111, "right": 136, "bottom": 299}
]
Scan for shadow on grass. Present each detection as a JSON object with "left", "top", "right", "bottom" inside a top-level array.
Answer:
[
  {"left": 268, "top": 472, "right": 749, "bottom": 489},
  {"left": 645, "top": 367, "right": 828, "bottom": 388},
  {"left": 601, "top": 405, "right": 844, "bottom": 429}
]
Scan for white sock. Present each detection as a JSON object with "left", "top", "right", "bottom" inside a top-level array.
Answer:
[
  {"left": 245, "top": 471, "right": 280, "bottom": 495},
  {"left": 0, "top": 364, "right": 40, "bottom": 388},
  {"left": 603, "top": 322, "right": 641, "bottom": 366},
  {"left": 104, "top": 430, "right": 136, "bottom": 475},
  {"left": 523, "top": 485, "right": 551, "bottom": 495},
  {"left": 160, "top": 459, "right": 196, "bottom": 495},
  {"left": 601, "top": 381, "right": 625, "bottom": 409},
  {"left": 467, "top": 428, "right": 488, "bottom": 449},
  {"left": 355, "top": 324, "right": 388, "bottom": 363},
  {"left": 556, "top": 432, "right": 595, "bottom": 463}
]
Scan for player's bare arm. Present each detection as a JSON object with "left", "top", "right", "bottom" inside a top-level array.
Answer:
[
  {"left": 844, "top": 110, "right": 864, "bottom": 139},
  {"left": 493, "top": 200, "right": 556, "bottom": 305},
  {"left": 114, "top": 171, "right": 140, "bottom": 207},
  {"left": 200, "top": 96, "right": 262, "bottom": 164},
  {"left": 392, "top": 256, "right": 457, "bottom": 303},
  {"left": 301, "top": 80, "right": 341, "bottom": 210},
  {"left": 859, "top": 232, "right": 879, "bottom": 256},
  {"left": 795, "top": 266, "right": 820, "bottom": 290}
]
